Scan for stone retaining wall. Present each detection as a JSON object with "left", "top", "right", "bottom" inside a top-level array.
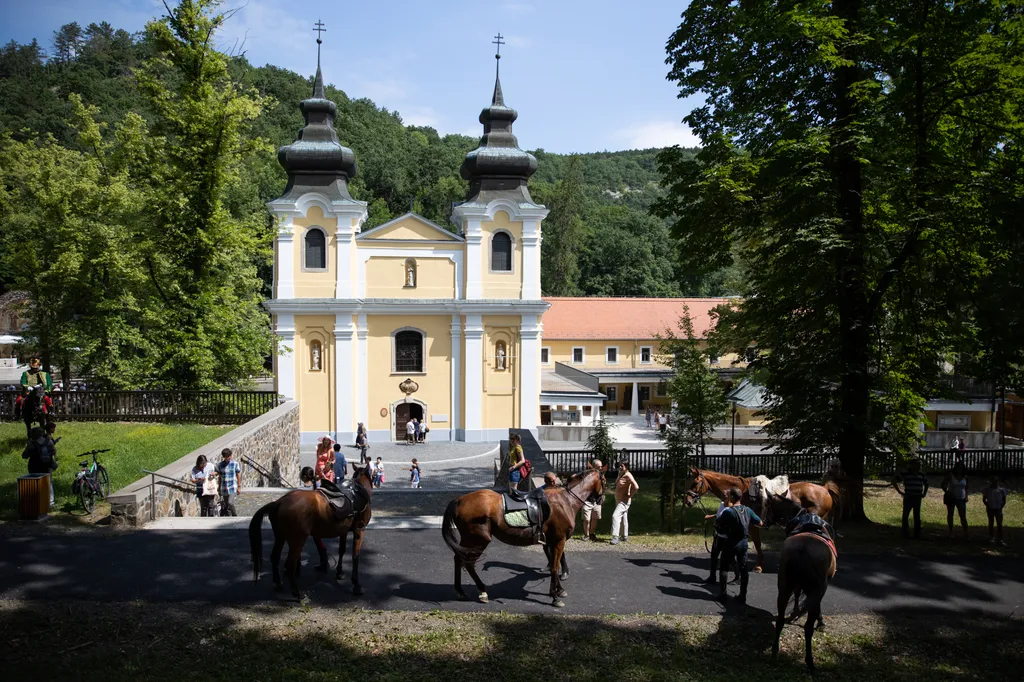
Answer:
[{"left": 108, "top": 400, "right": 300, "bottom": 528}]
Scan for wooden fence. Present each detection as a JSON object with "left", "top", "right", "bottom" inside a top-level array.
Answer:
[
  {"left": 0, "top": 390, "right": 280, "bottom": 425},
  {"left": 547, "top": 448, "right": 1024, "bottom": 478}
]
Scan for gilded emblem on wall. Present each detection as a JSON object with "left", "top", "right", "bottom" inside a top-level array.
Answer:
[{"left": 399, "top": 378, "right": 420, "bottom": 396}]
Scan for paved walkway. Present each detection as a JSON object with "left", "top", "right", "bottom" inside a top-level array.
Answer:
[
  {"left": 301, "top": 441, "right": 499, "bottom": 491},
  {"left": 1, "top": 529, "right": 1020, "bottom": 616}
]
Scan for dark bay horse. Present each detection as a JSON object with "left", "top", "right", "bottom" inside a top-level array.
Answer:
[
  {"left": 683, "top": 467, "right": 840, "bottom": 572},
  {"left": 249, "top": 466, "right": 373, "bottom": 601},
  {"left": 766, "top": 493, "right": 837, "bottom": 672},
  {"left": 442, "top": 468, "right": 604, "bottom": 608}
]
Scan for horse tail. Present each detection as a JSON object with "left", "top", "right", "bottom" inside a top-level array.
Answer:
[
  {"left": 441, "top": 498, "right": 475, "bottom": 563},
  {"left": 249, "top": 500, "right": 278, "bottom": 585},
  {"left": 825, "top": 481, "right": 841, "bottom": 523}
]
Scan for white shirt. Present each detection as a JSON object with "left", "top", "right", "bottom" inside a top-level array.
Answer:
[{"left": 406, "top": 421, "right": 416, "bottom": 435}]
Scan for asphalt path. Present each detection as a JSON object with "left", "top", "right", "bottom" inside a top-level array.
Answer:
[{"left": 1, "top": 529, "right": 1021, "bottom": 617}]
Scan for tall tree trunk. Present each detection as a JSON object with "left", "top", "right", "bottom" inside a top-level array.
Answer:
[{"left": 833, "top": 0, "right": 870, "bottom": 521}]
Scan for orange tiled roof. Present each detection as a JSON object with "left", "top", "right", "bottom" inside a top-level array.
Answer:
[{"left": 541, "top": 297, "right": 732, "bottom": 340}]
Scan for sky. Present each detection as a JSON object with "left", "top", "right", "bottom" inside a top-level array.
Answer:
[{"left": 0, "top": 0, "right": 703, "bottom": 154}]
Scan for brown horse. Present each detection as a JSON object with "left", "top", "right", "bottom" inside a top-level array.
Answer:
[
  {"left": 767, "top": 494, "right": 837, "bottom": 672},
  {"left": 442, "top": 468, "right": 604, "bottom": 608},
  {"left": 249, "top": 466, "right": 373, "bottom": 601},
  {"left": 683, "top": 467, "right": 839, "bottom": 572}
]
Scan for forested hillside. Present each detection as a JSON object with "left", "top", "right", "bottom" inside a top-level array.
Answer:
[{"left": 0, "top": 20, "right": 730, "bottom": 299}]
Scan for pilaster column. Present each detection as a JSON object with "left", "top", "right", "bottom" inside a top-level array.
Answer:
[
  {"left": 519, "top": 314, "right": 542, "bottom": 434},
  {"left": 332, "top": 203, "right": 368, "bottom": 300},
  {"left": 334, "top": 314, "right": 356, "bottom": 442},
  {"left": 521, "top": 219, "right": 542, "bottom": 300},
  {"left": 275, "top": 313, "right": 296, "bottom": 399},
  {"left": 450, "top": 315, "right": 463, "bottom": 441},
  {"left": 274, "top": 216, "right": 296, "bottom": 299},
  {"left": 464, "top": 314, "right": 484, "bottom": 441},
  {"left": 357, "top": 313, "right": 369, "bottom": 429},
  {"left": 631, "top": 381, "right": 640, "bottom": 418},
  {"left": 464, "top": 220, "right": 483, "bottom": 299},
  {"left": 593, "top": 404, "right": 600, "bottom": 426}
]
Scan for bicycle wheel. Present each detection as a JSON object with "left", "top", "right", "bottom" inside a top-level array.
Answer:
[
  {"left": 97, "top": 466, "right": 111, "bottom": 498},
  {"left": 79, "top": 480, "right": 96, "bottom": 514}
]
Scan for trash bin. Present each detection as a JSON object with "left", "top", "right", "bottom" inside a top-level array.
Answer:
[{"left": 18, "top": 473, "right": 50, "bottom": 520}]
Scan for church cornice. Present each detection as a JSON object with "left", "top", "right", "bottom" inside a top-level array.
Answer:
[{"left": 263, "top": 298, "right": 550, "bottom": 317}]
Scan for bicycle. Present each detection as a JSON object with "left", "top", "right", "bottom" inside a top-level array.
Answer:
[{"left": 72, "top": 449, "right": 111, "bottom": 513}]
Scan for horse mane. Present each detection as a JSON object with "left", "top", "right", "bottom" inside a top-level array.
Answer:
[{"left": 565, "top": 469, "right": 596, "bottom": 488}]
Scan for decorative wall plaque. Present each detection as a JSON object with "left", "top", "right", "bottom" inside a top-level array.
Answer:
[{"left": 399, "top": 378, "right": 420, "bottom": 396}]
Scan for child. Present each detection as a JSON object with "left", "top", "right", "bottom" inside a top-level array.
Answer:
[
  {"left": 300, "top": 466, "right": 318, "bottom": 490},
  {"left": 373, "top": 457, "right": 385, "bottom": 488},
  {"left": 983, "top": 476, "right": 1009, "bottom": 546},
  {"left": 408, "top": 458, "right": 422, "bottom": 489}
]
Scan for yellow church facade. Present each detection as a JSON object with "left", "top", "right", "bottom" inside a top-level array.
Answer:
[{"left": 264, "top": 56, "right": 548, "bottom": 444}]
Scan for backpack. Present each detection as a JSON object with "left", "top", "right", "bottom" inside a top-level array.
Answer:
[{"left": 520, "top": 459, "right": 532, "bottom": 478}]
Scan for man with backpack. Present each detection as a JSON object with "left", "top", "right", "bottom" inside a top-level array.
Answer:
[
  {"left": 22, "top": 426, "right": 58, "bottom": 505},
  {"left": 714, "top": 487, "right": 765, "bottom": 604}
]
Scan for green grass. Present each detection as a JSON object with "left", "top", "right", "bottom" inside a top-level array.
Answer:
[
  {"left": 586, "top": 475, "right": 1024, "bottom": 555},
  {"left": 0, "top": 421, "right": 232, "bottom": 520},
  {"left": 1, "top": 602, "right": 1020, "bottom": 681}
]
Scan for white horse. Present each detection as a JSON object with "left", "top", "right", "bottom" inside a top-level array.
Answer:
[{"left": 748, "top": 474, "right": 791, "bottom": 518}]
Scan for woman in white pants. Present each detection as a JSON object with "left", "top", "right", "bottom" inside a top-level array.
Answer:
[{"left": 610, "top": 460, "right": 639, "bottom": 545}]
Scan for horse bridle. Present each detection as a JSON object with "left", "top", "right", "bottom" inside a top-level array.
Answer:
[
  {"left": 563, "top": 469, "right": 603, "bottom": 507},
  {"left": 685, "top": 469, "right": 710, "bottom": 506}
]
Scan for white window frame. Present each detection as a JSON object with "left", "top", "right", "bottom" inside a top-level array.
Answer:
[
  {"left": 488, "top": 229, "right": 515, "bottom": 274},
  {"left": 571, "top": 346, "right": 585, "bottom": 365},
  {"left": 391, "top": 326, "right": 427, "bottom": 375},
  {"left": 605, "top": 346, "right": 619, "bottom": 365},
  {"left": 605, "top": 386, "right": 618, "bottom": 402},
  {"left": 302, "top": 226, "right": 328, "bottom": 272},
  {"left": 640, "top": 346, "right": 653, "bottom": 365},
  {"left": 540, "top": 346, "right": 551, "bottom": 365}
]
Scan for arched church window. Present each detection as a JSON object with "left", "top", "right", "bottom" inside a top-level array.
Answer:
[
  {"left": 404, "top": 259, "right": 417, "bottom": 288},
  {"left": 491, "top": 231, "right": 512, "bottom": 272},
  {"left": 309, "top": 340, "right": 322, "bottom": 371},
  {"left": 304, "top": 227, "right": 326, "bottom": 270},
  {"left": 394, "top": 330, "right": 424, "bottom": 373},
  {"left": 494, "top": 341, "right": 507, "bottom": 371}
]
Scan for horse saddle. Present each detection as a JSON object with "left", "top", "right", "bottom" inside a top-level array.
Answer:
[
  {"left": 502, "top": 488, "right": 550, "bottom": 530},
  {"left": 316, "top": 479, "right": 369, "bottom": 523}
]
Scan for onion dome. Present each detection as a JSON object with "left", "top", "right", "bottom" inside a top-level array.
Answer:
[
  {"left": 277, "top": 62, "right": 358, "bottom": 202},
  {"left": 460, "top": 53, "right": 538, "bottom": 204}
]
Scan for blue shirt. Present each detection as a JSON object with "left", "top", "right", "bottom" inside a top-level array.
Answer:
[
  {"left": 333, "top": 451, "right": 348, "bottom": 481},
  {"left": 218, "top": 460, "right": 241, "bottom": 495}
]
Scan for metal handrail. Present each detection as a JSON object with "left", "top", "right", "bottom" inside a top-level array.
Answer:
[
  {"left": 241, "top": 456, "right": 294, "bottom": 489},
  {"left": 141, "top": 468, "right": 198, "bottom": 521}
]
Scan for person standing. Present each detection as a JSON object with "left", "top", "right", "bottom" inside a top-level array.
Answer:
[
  {"left": 714, "top": 487, "right": 764, "bottom": 603},
  {"left": 190, "top": 455, "right": 217, "bottom": 517},
  {"left": 658, "top": 412, "right": 668, "bottom": 434},
  {"left": 893, "top": 458, "right": 929, "bottom": 539},
  {"left": 217, "top": 448, "right": 242, "bottom": 517},
  {"left": 315, "top": 443, "right": 335, "bottom": 486},
  {"left": 406, "top": 418, "right": 416, "bottom": 445},
  {"left": 408, "top": 458, "right": 422, "bottom": 488},
  {"left": 610, "top": 460, "right": 639, "bottom": 545},
  {"left": 372, "top": 457, "right": 385, "bottom": 488},
  {"left": 645, "top": 406, "right": 652, "bottom": 429},
  {"left": 332, "top": 443, "right": 348, "bottom": 483},
  {"left": 355, "top": 422, "right": 367, "bottom": 446},
  {"left": 507, "top": 433, "right": 526, "bottom": 493},
  {"left": 941, "top": 462, "right": 969, "bottom": 540},
  {"left": 580, "top": 458, "right": 604, "bottom": 541},
  {"left": 982, "top": 476, "right": 1008, "bottom": 546},
  {"left": 704, "top": 499, "right": 731, "bottom": 584},
  {"left": 21, "top": 426, "right": 57, "bottom": 506},
  {"left": 414, "top": 418, "right": 423, "bottom": 444}
]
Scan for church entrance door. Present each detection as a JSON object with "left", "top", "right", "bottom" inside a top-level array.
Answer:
[{"left": 394, "top": 402, "right": 424, "bottom": 441}]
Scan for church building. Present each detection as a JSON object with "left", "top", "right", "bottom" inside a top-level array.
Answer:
[{"left": 265, "top": 50, "right": 549, "bottom": 444}]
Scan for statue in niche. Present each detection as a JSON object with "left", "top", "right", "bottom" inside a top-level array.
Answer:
[
  {"left": 311, "top": 341, "right": 321, "bottom": 371},
  {"left": 405, "top": 260, "right": 416, "bottom": 287},
  {"left": 495, "top": 342, "right": 506, "bottom": 370}
]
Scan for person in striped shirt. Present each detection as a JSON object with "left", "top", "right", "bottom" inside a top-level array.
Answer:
[{"left": 893, "top": 459, "right": 929, "bottom": 539}]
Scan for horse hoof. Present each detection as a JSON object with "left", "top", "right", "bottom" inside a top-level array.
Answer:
[
  {"left": 754, "top": 565, "right": 763, "bottom": 574},
  {"left": 552, "top": 599, "right": 565, "bottom": 608},
  {"left": 557, "top": 588, "right": 568, "bottom": 598},
  {"left": 352, "top": 585, "right": 364, "bottom": 596},
  {"left": 559, "top": 573, "right": 569, "bottom": 582},
  {"left": 478, "top": 592, "right": 489, "bottom": 604},
  {"left": 298, "top": 595, "right": 310, "bottom": 606}
]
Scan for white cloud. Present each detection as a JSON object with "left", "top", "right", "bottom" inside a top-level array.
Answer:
[{"left": 613, "top": 121, "right": 701, "bottom": 150}]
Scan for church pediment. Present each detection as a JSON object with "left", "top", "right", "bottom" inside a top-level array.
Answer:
[{"left": 357, "top": 213, "right": 464, "bottom": 243}]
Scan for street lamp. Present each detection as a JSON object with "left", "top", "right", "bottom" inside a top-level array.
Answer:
[{"left": 730, "top": 398, "right": 739, "bottom": 458}]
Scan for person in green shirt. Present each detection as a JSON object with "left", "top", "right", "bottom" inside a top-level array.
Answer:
[{"left": 20, "top": 357, "right": 53, "bottom": 391}]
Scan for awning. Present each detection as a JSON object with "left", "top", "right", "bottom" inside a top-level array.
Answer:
[{"left": 0, "top": 334, "right": 22, "bottom": 345}]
